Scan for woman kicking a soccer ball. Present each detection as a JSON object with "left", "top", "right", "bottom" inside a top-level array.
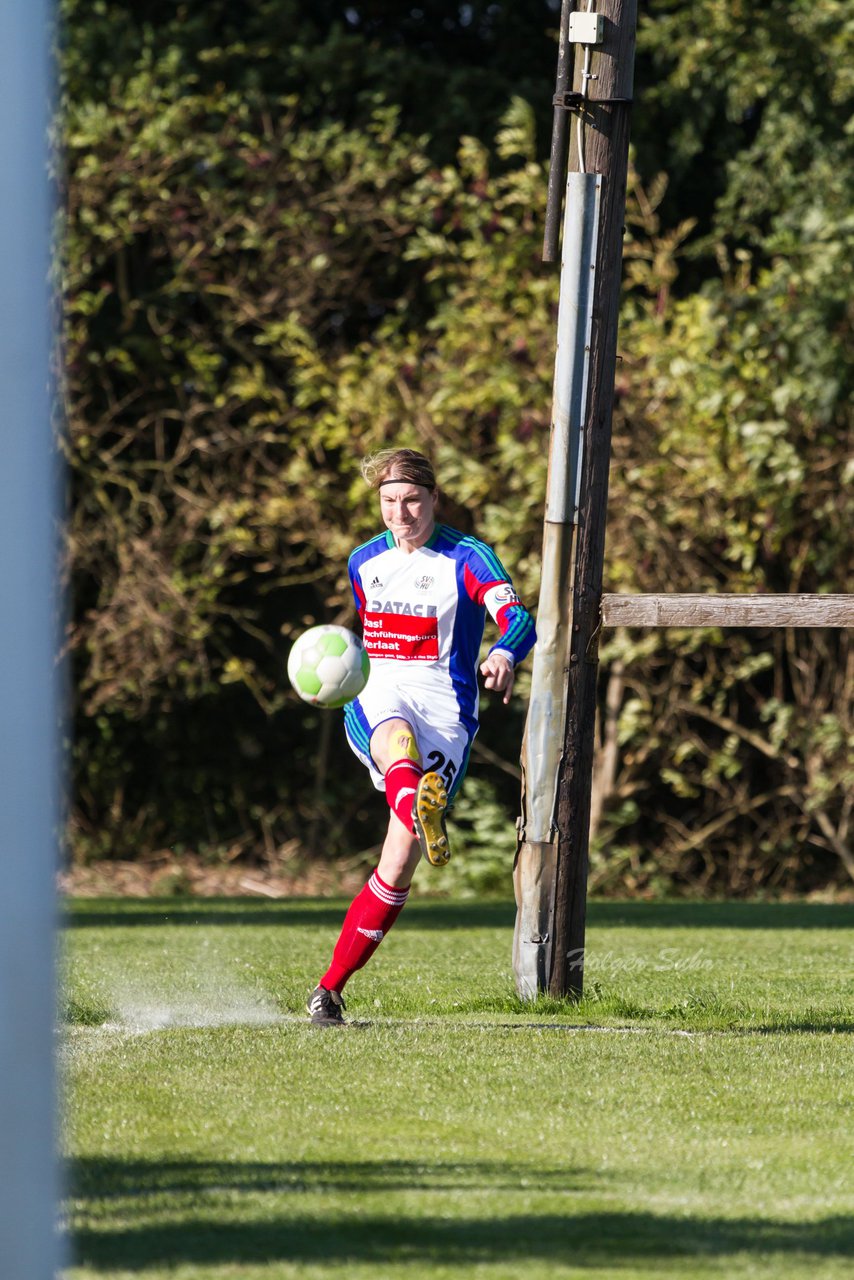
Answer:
[{"left": 307, "top": 448, "right": 536, "bottom": 1024}]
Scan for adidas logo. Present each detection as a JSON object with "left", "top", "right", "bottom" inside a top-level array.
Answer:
[
  {"left": 370, "top": 576, "right": 383, "bottom": 590},
  {"left": 357, "top": 927, "right": 384, "bottom": 942}
]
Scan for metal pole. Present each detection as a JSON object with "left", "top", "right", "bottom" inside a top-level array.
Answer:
[
  {"left": 546, "top": 173, "right": 601, "bottom": 527},
  {"left": 542, "top": 0, "right": 574, "bottom": 263},
  {"left": 0, "top": 1, "right": 62, "bottom": 1275}
]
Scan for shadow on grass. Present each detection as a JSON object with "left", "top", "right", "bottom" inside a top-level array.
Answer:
[
  {"left": 63, "top": 898, "right": 854, "bottom": 931},
  {"left": 68, "top": 1156, "right": 596, "bottom": 1198},
  {"left": 588, "top": 902, "right": 854, "bottom": 931},
  {"left": 69, "top": 1216, "right": 854, "bottom": 1270},
  {"left": 65, "top": 1155, "right": 854, "bottom": 1268},
  {"left": 62, "top": 898, "right": 517, "bottom": 931}
]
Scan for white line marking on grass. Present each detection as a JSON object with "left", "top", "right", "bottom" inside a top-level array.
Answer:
[{"left": 284, "top": 1017, "right": 702, "bottom": 1037}]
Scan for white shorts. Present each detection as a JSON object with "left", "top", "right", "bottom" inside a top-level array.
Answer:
[{"left": 343, "top": 683, "right": 475, "bottom": 801}]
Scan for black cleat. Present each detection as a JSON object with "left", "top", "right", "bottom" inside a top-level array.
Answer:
[{"left": 307, "top": 985, "right": 346, "bottom": 1026}]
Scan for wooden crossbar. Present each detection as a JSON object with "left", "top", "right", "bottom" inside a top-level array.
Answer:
[{"left": 601, "top": 593, "right": 854, "bottom": 628}]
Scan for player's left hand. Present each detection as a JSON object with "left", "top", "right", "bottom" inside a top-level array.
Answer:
[{"left": 480, "top": 653, "right": 515, "bottom": 705}]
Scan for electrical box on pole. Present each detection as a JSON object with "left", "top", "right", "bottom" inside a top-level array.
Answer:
[
  {"left": 514, "top": 0, "right": 638, "bottom": 998},
  {"left": 568, "top": 12, "right": 604, "bottom": 46}
]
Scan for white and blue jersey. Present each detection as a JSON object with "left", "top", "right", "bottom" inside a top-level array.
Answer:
[{"left": 343, "top": 524, "right": 535, "bottom": 797}]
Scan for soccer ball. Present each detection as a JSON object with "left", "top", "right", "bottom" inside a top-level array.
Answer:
[{"left": 287, "top": 625, "right": 370, "bottom": 708}]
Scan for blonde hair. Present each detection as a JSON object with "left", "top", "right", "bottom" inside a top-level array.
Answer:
[{"left": 361, "top": 448, "right": 437, "bottom": 492}]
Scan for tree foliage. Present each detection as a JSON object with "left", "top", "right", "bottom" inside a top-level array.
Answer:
[{"left": 59, "top": 1, "right": 853, "bottom": 892}]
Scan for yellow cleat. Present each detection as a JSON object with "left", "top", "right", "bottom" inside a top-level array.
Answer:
[{"left": 413, "top": 771, "right": 451, "bottom": 867}]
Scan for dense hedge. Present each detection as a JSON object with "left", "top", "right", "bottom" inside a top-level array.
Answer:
[{"left": 60, "top": 1, "right": 853, "bottom": 893}]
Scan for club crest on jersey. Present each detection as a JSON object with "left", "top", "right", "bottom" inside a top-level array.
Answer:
[{"left": 415, "top": 575, "right": 434, "bottom": 590}]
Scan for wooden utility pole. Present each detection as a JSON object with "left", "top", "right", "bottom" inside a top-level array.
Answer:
[
  {"left": 514, "top": 0, "right": 637, "bottom": 999},
  {"left": 549, "top": 0, "right": 637, "bottom": 996},
  {"left": 515, "top": 0, "right": 852, "bottom": 1000}
]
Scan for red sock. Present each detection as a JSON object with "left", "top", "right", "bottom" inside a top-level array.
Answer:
[
  {"left": 384, "top": 757, "right": 423, "bottom": 830},
  {"left": 320, "top": 871, "right": 410, "bottom": 994}
]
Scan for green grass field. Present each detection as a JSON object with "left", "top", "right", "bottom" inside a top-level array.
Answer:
[{"left": 61, "top": 897, "right": 854, "bottom": 1279}]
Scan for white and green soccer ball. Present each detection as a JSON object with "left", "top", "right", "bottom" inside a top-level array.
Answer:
[{"left": 287, "top": 625, "right": 370, "bottom": 708}]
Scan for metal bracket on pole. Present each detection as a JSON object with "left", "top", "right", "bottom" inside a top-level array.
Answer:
[{"left": 552, "top": 92, "right": 634, "bottom": 110}]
